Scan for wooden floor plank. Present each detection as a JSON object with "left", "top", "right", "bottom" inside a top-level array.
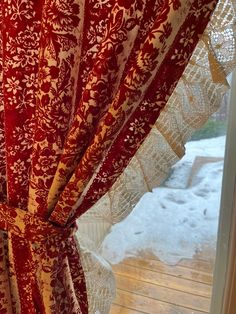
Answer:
[
  {"left": 113, "top": 263, "right": 212, "bottom": 297},
  {"left": 110, "top": 304, "right": 146, "bottom": 314},
  {"left": 115, "top": 274, "right": 210, "bottom": 312},
  {"left": 123, "top": 258, "right": 213, "bottom": 284},
  {"left": 114, "top": 289, "right": 207, "bottom": 314},
  {"left": 178, "top": 258, "right": 214, "bottom": 273}
]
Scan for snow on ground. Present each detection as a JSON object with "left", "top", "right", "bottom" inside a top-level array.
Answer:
[{"left": 101, "top": 136, "right": 226, "bottom": 265}]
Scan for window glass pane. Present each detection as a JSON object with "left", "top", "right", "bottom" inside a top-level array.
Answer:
[{"left": 103, "top": 87, "right": 231, "bottom": 314}]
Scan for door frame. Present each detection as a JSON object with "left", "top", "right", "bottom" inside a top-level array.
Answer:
[{"left": 210, "top": 69, "right": 236, "bottom": 314}]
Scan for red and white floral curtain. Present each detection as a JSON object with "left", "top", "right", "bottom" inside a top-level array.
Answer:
[{"left": 0, "top": 0, "right": 235, "bottom": 313}]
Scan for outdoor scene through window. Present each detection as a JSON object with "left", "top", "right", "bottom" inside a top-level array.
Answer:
[{"left": 103, "top": 89, "right": 230, "bottom": 314}]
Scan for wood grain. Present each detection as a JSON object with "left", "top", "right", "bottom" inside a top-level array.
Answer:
[
  {"left": 115, "top": 274, "right": 210, "bottom": 312},
  {"left": 114, "top": 289, "right": 207, "bottom": 314},
  {"left": 112, "top": 263, "right": 212, "bottom": 297},
  {"left": 110, "top": 257, "right": 214, "bottom": 314},
  {"left": 123, "top": 258, "right": 213, "bottom": 284},
  {"left": 110, "top": 304, "right": 146, "bottom": 314},
  {"left": 178, "top": 258, "right": 214, "bottom": 273}
]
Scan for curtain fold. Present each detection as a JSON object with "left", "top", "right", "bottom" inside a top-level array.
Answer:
[
  {"left": 0, "top": 0, "right": 233, "bottom": 313},
  {"left": 76, "top": 0, "right": 236, "bottom": 312}
]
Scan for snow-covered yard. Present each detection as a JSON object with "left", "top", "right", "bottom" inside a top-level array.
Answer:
[{"left": 101, "top": 136, "right": 226, "bottom": 265}]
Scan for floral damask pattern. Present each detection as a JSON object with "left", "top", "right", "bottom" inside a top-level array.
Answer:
[
  {"left": 0, "top": 0, "right": 218, "bottom": 313},
  {"left": 49, "top": 0, "right": 218, "bottom": 225}
]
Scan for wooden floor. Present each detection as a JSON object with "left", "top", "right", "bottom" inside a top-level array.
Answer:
[{"left": 110, "top": 256, "right": 214, "bottom": 314}]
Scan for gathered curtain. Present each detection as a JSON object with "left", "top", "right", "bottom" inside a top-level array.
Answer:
[{"left": 0, "top": 0, "right": 235, "bottom": 313}]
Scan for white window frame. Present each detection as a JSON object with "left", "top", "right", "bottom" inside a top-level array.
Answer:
[{"left": 210, "top": 69, "right": 236, "bottom": 314}]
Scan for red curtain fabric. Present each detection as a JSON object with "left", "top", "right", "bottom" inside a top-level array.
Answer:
[{"left": 0, "top": 0, "right": 218, "bottom": 313}]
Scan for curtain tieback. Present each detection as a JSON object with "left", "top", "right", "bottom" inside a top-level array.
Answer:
[{"left": 0, "top": 203, "right": 76, "bottom": 244}]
